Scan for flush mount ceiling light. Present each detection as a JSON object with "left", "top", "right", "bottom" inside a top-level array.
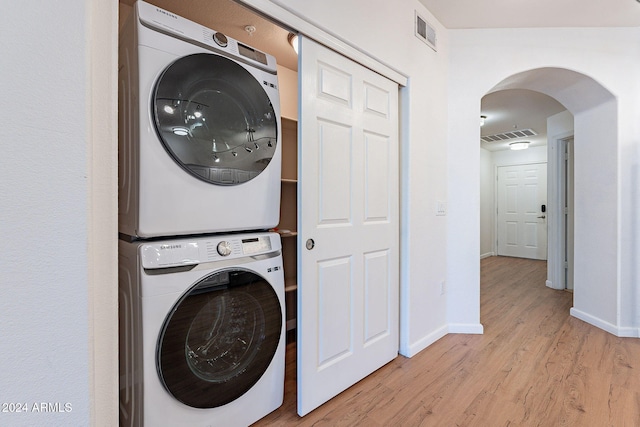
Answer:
[
  {"left": 288, "top": 33, "right": 299, "bottom": 55},
  {"left": 480, "top": 115, "right": 487, "bottom": 126},
  {"left": 509, "top": 141, "right": 530, "bottom": 151}
]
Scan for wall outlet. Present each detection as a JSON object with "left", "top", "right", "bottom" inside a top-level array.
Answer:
[{"left": 440, "top": 280, "right": 446, "bottom": 295}]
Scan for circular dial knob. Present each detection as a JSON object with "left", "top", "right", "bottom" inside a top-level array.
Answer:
[
  {"left": 217, "top": 241, "right": 232, "bottom": 256},
  {"left": 213, "top": 32, "right": 228, "bottom": 48}
]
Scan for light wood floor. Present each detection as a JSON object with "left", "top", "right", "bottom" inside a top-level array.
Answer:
[{"left": 254, "top": 256, "right": 640, "bottom": 426}]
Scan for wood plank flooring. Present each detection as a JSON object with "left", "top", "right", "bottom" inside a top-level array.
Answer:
[{"left": 254, "top": 256, "right": 640, "bottom": 426}]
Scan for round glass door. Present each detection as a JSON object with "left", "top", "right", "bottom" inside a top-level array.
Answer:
[
  {"left": 153, "top": 53, "right": 278, "bottom": 185},
  {"left": 157, "top": 269, "right": 282, "bottom": 408}
]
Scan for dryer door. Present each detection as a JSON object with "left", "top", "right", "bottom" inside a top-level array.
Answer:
[
  {"left": 157, "top": 268, "right": 282, "bottom": 408},
  {"left": 152, "top": 53, "right": 278, "bottom": 185}
]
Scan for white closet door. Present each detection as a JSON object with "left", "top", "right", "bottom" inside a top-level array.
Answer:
[
  {"left": 297, "top": 35, "right": 400, "bottom": 416},
  {"left": 497, "top": 163, "right": 548, "bottom": 260}
]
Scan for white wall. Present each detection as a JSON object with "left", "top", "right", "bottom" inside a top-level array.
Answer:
[
  {"left": 480, "top": 145, "right": 548, "bottom": 259},
  {"left": 264, "top": 0, "right": 454, "bottom": 354},
  {"left": 492, "top": 145, "right": 547, "bottom": 166},
  {"left": 1, "top": 1, "right": 118, "bottom": 425},
  {"left": 1, "top": 2, "right": 88, "bottom": 425},
  {"left": 448, "top": 27, "right": 640, "bottom": 336}
]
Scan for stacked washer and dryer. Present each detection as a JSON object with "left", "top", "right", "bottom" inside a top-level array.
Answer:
[{"left": 118, "top": 2, "right": 285, "bottom": 426}]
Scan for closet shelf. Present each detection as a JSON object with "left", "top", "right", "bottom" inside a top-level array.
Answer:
[{"left": 284, "top": 278, "right": 297, "bottom": 292}]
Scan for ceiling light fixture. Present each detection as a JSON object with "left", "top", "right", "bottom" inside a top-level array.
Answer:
[
  {"left": 509, "top": 141, "right": 530, "bottom": 151},
  {"left": 288, "top": 33, "right": 299, "bottom": 55},
  {"left": 480, "top": 115, "right": 486, "bottom": 126}
]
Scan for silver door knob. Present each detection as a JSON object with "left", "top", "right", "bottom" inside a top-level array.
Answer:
[{"left": 306, "top": 239, "right": 315, "bottom": 250}]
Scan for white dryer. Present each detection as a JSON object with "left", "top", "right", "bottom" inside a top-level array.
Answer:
[
  {"left": 119, "top": 1, "right": 281, "bottom": 238},
  {"left": 118, "top": 231, "right": 285, "bottom": 426}
]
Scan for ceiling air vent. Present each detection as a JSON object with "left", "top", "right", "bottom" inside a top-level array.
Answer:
[
  {"left": 415, "top": 11, "right": 436, "bottom": 51},
  {"left": 481, "top": 128, "right": 537, "bottom": 143}
]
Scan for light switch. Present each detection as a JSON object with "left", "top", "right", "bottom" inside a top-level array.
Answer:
[{"left": 436, "top": 201, "right": 446, "bottom": 216}]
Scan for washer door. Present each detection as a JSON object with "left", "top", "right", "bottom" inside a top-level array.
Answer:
[
  {"left": 153, "top": 53, "right": 278, "bottom": 185},
  {"left": 157, "top": 268, "right": 282, "bottom": 408}
]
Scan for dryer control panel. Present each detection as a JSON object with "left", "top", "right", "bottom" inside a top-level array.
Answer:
[{"left": 137, "top": 0, "right": 277, "bottom": 73}]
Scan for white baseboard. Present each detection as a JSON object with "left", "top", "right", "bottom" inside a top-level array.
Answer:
[
  {"left": 570, "top": 308, "right": 640, "bottom": 338},
  {"left": 480, "top": 252, "right": 495, "bottom": 259},
  {"left": 545, "top": 280, "right": 564, "bottom": 290},
  {"left": 400, "top": 323, "right": 484, "bottom": 358},
  {"left": 400, "top": 324, "right": 448, "bottom": 358},
  {"left": 616, "top": 327, "right": 640, "bottom": 338},
  {"left": 448, "top": 323, "right": 484, "bottom": 334}
]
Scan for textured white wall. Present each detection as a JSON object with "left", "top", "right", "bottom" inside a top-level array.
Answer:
[{"left": 0, "top": 1, "right": 90, "bottom": 425}]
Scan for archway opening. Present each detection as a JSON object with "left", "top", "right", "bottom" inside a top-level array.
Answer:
[{"left": 479, "top": 67, "right": 617, "bottom": 332}]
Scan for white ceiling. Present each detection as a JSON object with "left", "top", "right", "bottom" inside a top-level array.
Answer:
[
  {"left": 418, "top": 0, "right": 640, "bottom": 29},
  {"left": 480, "top": 90, "right": 566, "bottom": 152}
]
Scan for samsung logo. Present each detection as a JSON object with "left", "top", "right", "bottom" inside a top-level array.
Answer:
[
  {"left": 156, "top": 8, "right": 178, "bottom": 19},
  {"left": 160, "top": 244, "right": 182, "bottom": 250}
]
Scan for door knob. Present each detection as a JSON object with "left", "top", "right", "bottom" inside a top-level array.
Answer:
[
  {"left": 537, "top": 215, "right": 546, "bottom": 219},
  {"left": 306, "top": 238, "right": 315, "bottom": 250}
]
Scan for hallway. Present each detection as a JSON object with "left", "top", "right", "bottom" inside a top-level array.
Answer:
[{"left": 254, "top": 256, "right": 640, "bottom": 426}]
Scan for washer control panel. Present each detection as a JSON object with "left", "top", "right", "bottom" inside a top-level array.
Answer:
[
  {"left": 140, "top": 233, "right": 279, "bottom": 269},
  {"left": 216, "top": 241, "right": 232, "bottom": 256},
  {"left": 241, "top": 236, "right": 272, "bottom": 255}
]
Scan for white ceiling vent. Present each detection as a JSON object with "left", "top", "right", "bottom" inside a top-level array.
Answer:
[
  {"left": 415, "top": 11, "right": 436, "bottom": 51},
  {"left": 481, "top": 128, "right": 537, "bottom": 143}
]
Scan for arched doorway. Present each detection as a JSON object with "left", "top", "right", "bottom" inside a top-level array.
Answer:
[
  {"left": 482, "top": 67, "right": 617, "bottom": 330},
  {"left": 446, "top": 64, "right": 620, "bottom": 337}
]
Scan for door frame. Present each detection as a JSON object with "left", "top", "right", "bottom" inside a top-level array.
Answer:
[
  {"left": 546, "top": 132, "right": 575, "bottom": 290},
  {"left": 563, "top": 137, "right": 574, "bottom": 290}
]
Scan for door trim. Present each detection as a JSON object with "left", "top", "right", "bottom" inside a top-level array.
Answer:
[{"left": 546, "top": 132, "right": 574, "bottom": 290}]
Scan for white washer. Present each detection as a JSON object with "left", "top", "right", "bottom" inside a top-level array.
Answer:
[
  {"left": 119, "top": 1, "right": 281, "bottom": 238},
  {"left": 118, "top": 232, "right": 285, "bottom": 426}
]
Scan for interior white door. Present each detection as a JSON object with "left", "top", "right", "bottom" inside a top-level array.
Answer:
[
  {"left": 297, "top": 35, "right": 399, "bottom": 416},
  {"left": 497, "top": 163, "right": 548, "bottom": 260}
]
